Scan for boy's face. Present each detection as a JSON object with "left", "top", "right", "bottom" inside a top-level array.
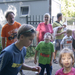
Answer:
[
  {"left": 59, "top": 16, "right": 62, "bottom": 21},
  {"left": 22, "top": 33, "right": 35, "bottom": 47},
  {"left": 67, "top": 32, "right": 72, "bottom": 37},
  {"left": 44, "top": 34, "right": 51, "bottom": 43},
  {"left": 61, "top": 53, "right": 73, "bottom": 68}
]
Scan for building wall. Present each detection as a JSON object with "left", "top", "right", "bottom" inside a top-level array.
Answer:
[
  {"left": 52, "top": 0, "right": 61, "bottom": 16},
  {"left": 0, "top": 0, "right": 49, "bottom": 27}
]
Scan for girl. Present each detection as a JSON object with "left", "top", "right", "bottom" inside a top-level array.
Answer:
[{"left": 55, "top": 48, "right": 75, "bottom": 75}]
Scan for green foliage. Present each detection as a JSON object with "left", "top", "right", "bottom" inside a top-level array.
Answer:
[
  {"left": 61, "top": 0, "right": 75, "bottom": 17},
  {"left": 25, "top": 46, "right": 35, "bottom": 58}
]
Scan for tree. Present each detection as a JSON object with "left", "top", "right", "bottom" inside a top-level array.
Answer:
[{"left": 61, "top": 0, "right": 75, "bottom": 17}]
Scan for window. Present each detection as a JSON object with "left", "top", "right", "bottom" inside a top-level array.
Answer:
[{"left": 20, "top": 6, "right": 30, "bottom": 17}]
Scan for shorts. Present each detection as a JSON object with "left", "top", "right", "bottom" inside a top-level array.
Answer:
[
  {"left": 55, "top": 39, "right": 62, "bottom": 50},
  {"left": 72, "top": 38, "right": 75, "bottom": 49}
]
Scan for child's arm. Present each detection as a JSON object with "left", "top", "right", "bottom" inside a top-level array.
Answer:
[
  {"left": 34, "top": 50, "right": 38, "bottom": 64},
  {"left": 21, "top": 63, "right": 41, "bottom": 73}
]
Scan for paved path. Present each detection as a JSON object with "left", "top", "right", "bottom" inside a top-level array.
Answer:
[{"left": 18, "top": 57, "right": 61, "bottom": 75}]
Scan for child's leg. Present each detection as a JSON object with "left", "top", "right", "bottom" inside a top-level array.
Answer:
[
  {"left": 46, "top": 64, "right": 52, "bottom": 75},
  {"left": 39, "top": 63, "right": 45, "bottom": 75}
]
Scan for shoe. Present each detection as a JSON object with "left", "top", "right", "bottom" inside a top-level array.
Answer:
[
  {"left": 44, "top": 71, "right": 47, "bottom": 75},
  {"left": 53, "top": 59, "right": 58, "bottom": 64},
  {"left": 35, "top": 72, "right": 39, "bottom": 75}
]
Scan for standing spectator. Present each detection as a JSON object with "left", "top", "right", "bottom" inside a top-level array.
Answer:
[
  {"left": 36, "top": 13, "right": 53, "bottom": 44},
  {"left": 1, "top": 11, "right": 21, "bottom": 49},
  {"left": 52, "top": 13, "right": 66, "bottom": 64},
  {"left": 60, "top": 29, "right": 72, "bottom": 50},
  {"left": 1, "top": 11, "right": 25, "bottom": 75},
  {"left": 34, "top": 32, "right": 54, "bottom": 75},
  {"left": 0, "top": 24, "right": 41, "bottom": 75}
]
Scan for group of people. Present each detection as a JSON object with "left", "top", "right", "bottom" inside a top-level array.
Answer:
[
  {"left": 0, "top": 11, "right": 75, "bottom": 75},
  {"left": 34, "top": 12, "right": 75, "bottom": 75}
]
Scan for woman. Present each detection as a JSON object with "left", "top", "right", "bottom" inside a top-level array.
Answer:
[{"left": 36, "top": 13, "right": 53, "bottom": 44}]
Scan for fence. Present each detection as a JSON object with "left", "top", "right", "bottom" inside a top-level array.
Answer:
[{"left": 26, "top": 15, "right": 44, "bottom": 27}]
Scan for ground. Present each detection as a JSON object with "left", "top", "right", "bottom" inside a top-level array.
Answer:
[{"left": 18, "top": 57, "right": 61, "bottom": 75}]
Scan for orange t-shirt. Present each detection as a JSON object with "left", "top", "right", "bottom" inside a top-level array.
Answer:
[{"left": 1, "top": 21, "right": 21, "bottom": 47}]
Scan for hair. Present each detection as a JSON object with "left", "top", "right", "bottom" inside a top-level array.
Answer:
[
  {"left": 44, "top": 13, "right": 50, "bottom": 19},
  {"left": 57, "top": 13, "right": 62, "bottom": 19},
  {"left": 59, "top": 48, "right": 74, "bottom": 67},
  {"left": 5, "top": 11, "right": 15, "bottom": 18},
  {"left": 17, "top": 24, "right": 36, "bottom": 39},
  {"left": 44, "top": 32, "right": 53, "bottom": 40},
  {"left": 66, "top": 29, "right": 72, "bottom": 34}
]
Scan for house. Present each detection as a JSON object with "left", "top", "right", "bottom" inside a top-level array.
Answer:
[
  {"left": 0, "top": 0, "right": 61, "bottom": 45},
  {"left": 0, "top": 0, "right": 61, "bottom": 27}
]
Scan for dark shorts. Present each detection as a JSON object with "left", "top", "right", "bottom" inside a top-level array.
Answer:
[
  {"left": 55, "top": 39, "right": 62, "bottom": 50},
  {"left": 72, "top": 38, "right": 75, "bottom": 49}
]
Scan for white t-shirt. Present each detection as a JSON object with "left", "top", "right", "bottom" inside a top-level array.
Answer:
[{"left": 61, "top": 35, "right": 72, "bottom": 50}]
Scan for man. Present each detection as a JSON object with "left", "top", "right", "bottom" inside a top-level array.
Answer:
[
  {"left": 1, "top": 11, "right": 24, "bottom": 75},
  {"left": 52, "top": 13, "right": 66, "bottom": 64}
]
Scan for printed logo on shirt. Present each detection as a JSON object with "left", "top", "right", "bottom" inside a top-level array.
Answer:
[
  {"left": 8, "top": 28, "right": 18, "bottom": 41},
  {"left": 11, "top": 63, "right": 22, "bottom": 68}
]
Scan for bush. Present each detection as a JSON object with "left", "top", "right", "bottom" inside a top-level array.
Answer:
[{"left": 25, "top": 46, "right": 35, "bottom": 58}]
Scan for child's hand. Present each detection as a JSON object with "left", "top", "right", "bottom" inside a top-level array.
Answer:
[
  {"left": 34, "top": 59, "right": 37, "bottom": 64},
  {"left": 31, "top": 66, "right": 41, "bottom": 74}
]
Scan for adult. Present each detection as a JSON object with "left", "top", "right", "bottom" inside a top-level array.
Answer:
[
  {"left": 1, "top": 11, "right": 25, "bottom": 75},
  {"left": 36, "top": 13, "right": 53, "bottom": 44},
  {"left": 1, "top": 11, "right": 21, "bottom": 49},
  {"left": 52, "top": 13, "right": 66, "bottom": 64}
]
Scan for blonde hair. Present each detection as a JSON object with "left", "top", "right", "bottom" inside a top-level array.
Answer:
[
  {"left": 59, "top": 48, "right": 74, "bottom": 67},
  {"left": 17, "top": 24, "right": 36, "bottom": 39},
  {"left": 66, "top": 29, "right": 72, "bottom": 34},
  {"left": 44, "top": 32, "right": 53, "bottom": 40}
]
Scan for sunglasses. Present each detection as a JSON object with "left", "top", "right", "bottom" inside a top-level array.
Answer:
[{"left": 20, "top": 29, "right": 35, "bottom": 35}]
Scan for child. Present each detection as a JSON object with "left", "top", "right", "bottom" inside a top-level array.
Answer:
[
  {"left": 34, "top": 32, "right": 54, "bottom": 75},
  {"left": 55, "top": 48, "right": 75, "bottom": 75},
  {"left": 0, "top": 24, "right": 41, "bottom": 75},
  {"left": 60, "top": 29, "right": 72, "bottom": 50}
]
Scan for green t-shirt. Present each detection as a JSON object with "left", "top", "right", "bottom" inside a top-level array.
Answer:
[
  {"left": 35, "top": 41, "right": 54, "bottom": 65},
  {"left": 52, "top": 21, "right": 64, "bottom": 39}
]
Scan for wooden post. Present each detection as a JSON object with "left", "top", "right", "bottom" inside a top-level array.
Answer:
[{"left": 26, "top": 16, "right": 28, "bottom": 24}]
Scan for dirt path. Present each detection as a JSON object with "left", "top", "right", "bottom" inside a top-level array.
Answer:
[{"left": 18, "top": 57, "right": 61, "bottom": 75}]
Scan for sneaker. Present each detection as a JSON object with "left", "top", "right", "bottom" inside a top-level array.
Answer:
[
  {"left": 44, "top": 71, "right": 47, "bottom": 75},
  {"left": 35, "top": 72, "right": 39, "bottom": 75},
  {"left": 53, "top": 59, "right": 58, "bottom": 64}
]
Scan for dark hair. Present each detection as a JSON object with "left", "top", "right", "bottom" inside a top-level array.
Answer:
[
  {"left": 5, "top": 11, "right": 15, "bottom": 18},
  {"left": 57, "top": 13, "right": 62, "bottom": 19},
  {"left": 17, "top": 24, "right": 36, "bottom": 39}
]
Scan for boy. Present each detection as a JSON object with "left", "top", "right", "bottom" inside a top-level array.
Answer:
[
  {"left": 60, "top": 29, "right": 72, "bottom": 50},
  {"left": 0, "top": 24, "right": 41, "bottom": 75},
  {"left": 34, "top": 32, "right": 54, "bottom": 75}
]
